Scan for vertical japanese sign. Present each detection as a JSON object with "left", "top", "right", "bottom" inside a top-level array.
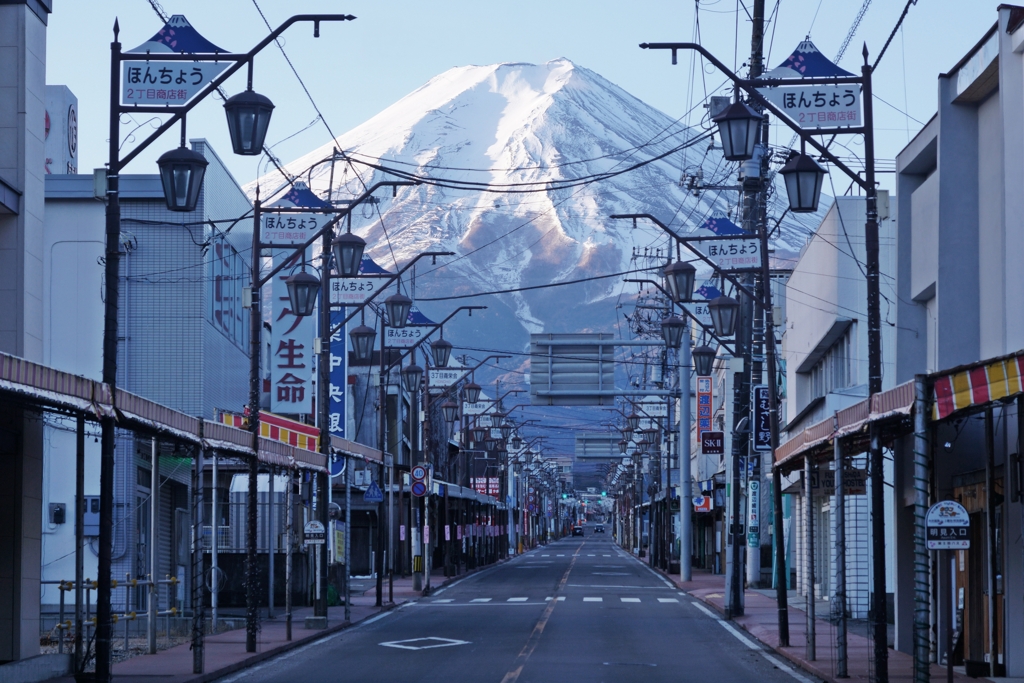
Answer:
[
  {"left": 270, "top": 249, "right": 314, "bottom": 414},
  {"left": 752, "top": 385, "right": 772, "bottom": 452},
  {"left": 747, "top": 480, "right": 760, "bottom": 547},
  {"left": 327, "top": 309, "right": 346, "bottom": 438},
  {"left": 696, "top": 376, "right": 713, "bottom": 438}
]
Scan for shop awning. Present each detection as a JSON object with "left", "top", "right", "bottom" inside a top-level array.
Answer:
[{"left": 931, "top": 349, "right": 1024, "bottom": 420}]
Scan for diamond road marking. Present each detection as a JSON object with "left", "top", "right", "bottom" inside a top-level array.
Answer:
[
  {"left": 583, "top": 597, "right": 603, "bottom": 602},
  {"left": 432, "top": 599, "right": 454, "bottom": 603},
  {"left": 380, "top": 637, "right": 470, "bottom": 650},
  {"left": 507, "top": 597, "right": 528, "bottom": 602},
  {"left": 620, "top": 597, "right": 641, "bottom": 603},
  {"left": 658, "top": 598, "right": 680, "bottom": 603},
  {"left": 470, "top": 598, "right": 491, "bottom": 603}
]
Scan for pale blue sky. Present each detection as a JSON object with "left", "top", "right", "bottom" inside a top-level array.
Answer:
[{"left": 47, "top": 0, "right": 994, "bottom": 191}]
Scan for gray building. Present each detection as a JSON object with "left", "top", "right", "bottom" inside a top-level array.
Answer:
[
  {"left": 42, "top": 140, "right": 253, "bottom": 615},
  {"left": 893, "top": 5, "right": 1024, "bottom": 673},
  {"left": 0, "top": 0, "right": 50, "bottom": 668}
]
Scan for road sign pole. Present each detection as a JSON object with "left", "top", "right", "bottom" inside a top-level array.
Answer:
[{"left": 680, "top": 319, "right": 692, "bottom": 582}]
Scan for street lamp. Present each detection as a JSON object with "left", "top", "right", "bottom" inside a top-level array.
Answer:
[
  {"left": 711, "top": 98, "right": 762, "bottom": 161},
  {"left": 401, "top": 363, "right": 424, "bottom": 393},
  {"left": 511, "top": 435, "right": 523, "bottom": 450},
  {"left": 284, "top": 270, "right": 320, "bottom": 317},
  {"left": 223, "top": 89, "right": 275, "bottom": 155},
  {"left": 660, "top": 315, "right": 686, "bottom": 348},
  {"left": 626, "top": 412, "right": 642, "bottom": 432},
  {"left": 464, "top": 381, "right": 482, "bottom": 404},
  {"left": 349, "top": 322, "right": 376, "bottom": 362},
  {"left": 441, "top": 400, "right": 459, "bottom": 425},
  {"left": 779, "top": 149, "right": 827, "bottom": 213},
  {"left": 385, "top": 292, "right": 413, "bottom": 329},
  {"left": 156, "top": 145, "right": 208, "bottom": 212},
  {"left": 707, "top": 294, "right": 740, "bottom": 338},
  {"left": 470, "top": 426, "right": 487, "bottom": 443},
  {"left": 663, "top": 260, "right": 696, "bottom": 303},
  {"left": 499, "top": 421, "right": 513, "bottom": 440},
  {"left": 692, "top": 345, "right": 718, "bottom": 377},
  {"left": 431, "top": 337, "right": 453, "bottom": 368},
  {"left": 331, "top": 231, "right": 366, "bottom": 277}
]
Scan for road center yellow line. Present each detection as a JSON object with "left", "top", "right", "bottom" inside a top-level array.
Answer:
[{"left": 499, "top": 542, "right": 582, "bottom": 683}]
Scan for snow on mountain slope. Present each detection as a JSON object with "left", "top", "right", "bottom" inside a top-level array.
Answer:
[{"left": 249, "top": 58, "right": 821, "bottom": 353}]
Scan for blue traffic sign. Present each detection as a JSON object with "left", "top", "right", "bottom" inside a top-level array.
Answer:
[
  {"left": 329, "top": 453, "right": 346, "bottom": 478},
  {"left": 364, "top": 480, "right": 384, "bottom": 503}
]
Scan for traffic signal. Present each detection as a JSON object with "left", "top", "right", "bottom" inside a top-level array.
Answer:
[
  {"left": 601, "top": 491, "right": 606, "bottom": 497},
  {"left": 561, "top": 493, "right": 567, "bottom": 499}
]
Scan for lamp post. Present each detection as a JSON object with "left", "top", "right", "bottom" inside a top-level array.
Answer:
[
  {"left": 639, "top": 37, "right": 880, "bottom": 661},
  {"left": 99, "top": 14, "right": 354, "bottom": 677}
]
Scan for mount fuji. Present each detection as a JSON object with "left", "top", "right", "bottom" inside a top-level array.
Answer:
[{"left": 248, "top": 58, "right": 821, "bottom": 367}]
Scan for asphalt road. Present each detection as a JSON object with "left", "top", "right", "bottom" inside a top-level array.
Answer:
[{"left": 217, "top": 529, "right": 816, "bottom": 683}]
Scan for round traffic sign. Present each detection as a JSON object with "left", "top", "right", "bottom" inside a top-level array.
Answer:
[
  {"left": 411, "top": 481, "right": 427, "bottom": 497},
  {"left": 411, "top": 465, "right": 427, "bottom": 481}
]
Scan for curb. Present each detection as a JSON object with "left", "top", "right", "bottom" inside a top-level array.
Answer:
[{"left": 181, "top": 601, "right": 403, "bottom": 683}]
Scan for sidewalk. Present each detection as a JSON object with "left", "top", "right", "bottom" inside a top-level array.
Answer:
[
  {"left": 667, "top": 569, "right": 980, "bottom": 683},
  {"left": 44, "top": 570, "right": 452, "bottom": 683}
]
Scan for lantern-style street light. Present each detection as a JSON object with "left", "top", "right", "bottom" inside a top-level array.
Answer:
[
  {"left": 707, "top": 295, "right": 740, "bottom": 338},
  {"left": 626, "top": 412, "right": 642, "bottom": 432},
  {"left": 711, "top": 98, "right": 762, "bottom": 161},
  {"left": 431, "top": 337, "right": 453, "bottom": 368},
  {"left": 284, "top": 270, "right": 319, "bottom": 317},
  {"left": 401, "top": 363, "right": 424, "bottom": 393},
  {"left": 349, "top": 323, "right": 376, "bottom": 362},
  {"left": 464, "top": 381, "right": 482, "bottom": 405},
  {"left": 157, "top": 144, "right": 208, "bottom": 212},
  {"left": 663, "top": 260, "right": 696, "bottom": 303},
  {"left": 385, "top": 292, "right": 413, "bottom": 329},
  {"left": 331, "top": 231, "right": 366, "bottom": 277},
  {"left": 441, "top": 400, "right": 459, "bottom": 425},
  {"left": 779, "top": 149, "right": 827, "bottom": 213},
  {"left": 660, "top": 315, "right": 686, "bottom": 348},
  {"left": 692, "top": 345, "right": 718, "bottom": 377},
  {"left": 223, "top": 88, "right": 275, "bottom": 155}
]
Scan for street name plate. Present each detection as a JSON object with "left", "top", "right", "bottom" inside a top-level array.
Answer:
[
  {"left": 690, "top": 237, "right": 762, "bottom": 271},
  {"left": 758, "top": 85, "right": 861, "bottom": 129},
  {"left": 121, "top": 61, "right": 228, "bottom": 106},
  {"left": 683, "top": 301, "right": 713, "bottom": 328},
  {"left": 260, "top": 212, "right": 333, "bottom": 246},
  {"left": 329, "top": 275, "right": 391, "bottom": 305},
  {"left": 428, "top": 367, "right": 466, "bottom": 389},
  {"left": 384, "top": 325, "right": 428, "bottom": 348}
]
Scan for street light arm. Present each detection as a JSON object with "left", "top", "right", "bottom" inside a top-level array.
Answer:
[
  {"left": 116, "top": 14, "right": 356, "bottom": 171},
  {"left": 610, "top": 214, "right": 759, "bottom": 304},
  {"left": 255, "top": 181, "right": 420, "bottom": 288},
  {"left": 638, "top": 42, "right": 869, "bottom": 191},
  {"left": 623, "top": 277, "right": 737, "bottom": 355}
]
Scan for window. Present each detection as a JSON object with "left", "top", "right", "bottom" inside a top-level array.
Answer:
[
  {"left": 809, "top": 328, "right": 853, "bottom": 399},
  {"left": 209, "top": 233, "right": 248, "bottom": 350}
]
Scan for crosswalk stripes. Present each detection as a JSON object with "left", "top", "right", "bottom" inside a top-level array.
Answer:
[
  {"left": 583, "top": 597, "right": 603, "bottom": 602},
  {"left": 425, "top": 596, "right": 682, "bottom": 605}
]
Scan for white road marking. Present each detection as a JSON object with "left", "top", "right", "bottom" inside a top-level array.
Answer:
[
  {"left": 583, "top": 597, "right": 603, "bottom": 602},
  {"left": 507, "top": 597, "right": 528, "bottom": 602},
  {"left": 657, "top": 598, "right": 679, "bottom": 603},
  {"left": 432, "top": 599, "right": 454, "bottom": 603},
  {"left": 620, "top": 597, "right": 641, "bottom": 603},
  {"left": 544, "top": 597, "right": 566, "bottom": 601},
  {"left": 470, "top": 598, "right": 492, "bottom": 603},
  {"left": 587, "top": 554, "right": 596, "bottom": 556},
  {"left": 760, "top": 653, "right": 817, "bottom": 683},
  {"left": 380, "top": 637, "right": 470, "bottom": 650},
  {"left": 691, "top": 602, "right": 720, "bottom": 620}
]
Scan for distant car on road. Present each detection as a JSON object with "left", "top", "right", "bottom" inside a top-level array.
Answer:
[
  {"left": 594, "top": 524, "right": 605, "bottom": 533},
  {"left": 572, "top": 526, "right": 585, "bottom": 537}
]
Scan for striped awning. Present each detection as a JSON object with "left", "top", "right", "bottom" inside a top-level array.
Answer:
[{"left": 932, "top": 351, "right": 1024, "bottom": 420}]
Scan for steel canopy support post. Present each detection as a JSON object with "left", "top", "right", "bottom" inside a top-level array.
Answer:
[
  {"left": 805, "top": 453, "right": 816, "bottom": 661},
  {"left": 74, "top": 415, "right": 85, "bottom": 675},
  {"left": 680, "top": 320, "right": 692, "bottom": 581},
  {"left": 835, "top": 433, "right": 848, "bottom": 678},
  {"left": 912, "top": 376, "right": 930, "bottom": 683},
  {"left": 316, "top": 198, "right": 332, "bottom": 621},
  {"left": 149, "top": 437, "right": 159, "bottom": 655},
  {"left": 191, "top": 439, "right": 206, "bottom": 675}
]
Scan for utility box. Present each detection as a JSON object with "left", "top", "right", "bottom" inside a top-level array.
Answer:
[
  {"left": 49, "top": 503, "right": 66, "bottom": 525},
  {"left": 82, "top": 495, "right": 100, "bottom": 536}
]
